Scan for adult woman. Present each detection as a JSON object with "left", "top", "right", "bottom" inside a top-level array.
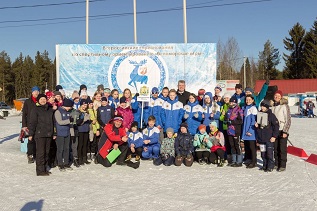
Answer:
[
  {"left": 271, "top": 90, "right": 291, "bottom": 172},
  {"left": 28, "top": 94, "right": 54, "bottom": 176}
]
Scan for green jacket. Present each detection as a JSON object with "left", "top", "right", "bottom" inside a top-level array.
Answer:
[
  {"left": 193, "top": 132, "right": 212, "bottom": 151},
  {"left": 219, "top": 103, "right": 230, "bottom": 131}
]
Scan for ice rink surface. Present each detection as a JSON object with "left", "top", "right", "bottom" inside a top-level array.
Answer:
[{"left": 0, "top": 109, "right": 317, "bottom": 211}]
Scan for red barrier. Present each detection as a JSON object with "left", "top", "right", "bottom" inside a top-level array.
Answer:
[
  {"left": 287, "top": 146, "right": 309, "bottom": 158},
  {"left": 306, "top": 154, "right": 317, "bottom": 165}
]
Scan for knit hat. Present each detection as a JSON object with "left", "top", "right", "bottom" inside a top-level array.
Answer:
[
  {"left": 235, "top": 84, "right": 243, "bottom": 89},
  {"left": 80, "top": 90, "right": 88, "bottom": 97},
  {"left": 80, "top": 99, "right": 88, "bottom": 106},
  {"left": 198, "top": 124, "right": 206, "bottom": 131},
  {"left": 245, "top": 87, "right": 254, "bottom": 94},
  {"left": 101, "top": 97, "right": 108, "bottom": 102},
  {"left": 209, "top": 121, "right": 218, "bottom": 128},
  {"left": 46, "top": 91, "right": 54, "bottom": 99},
  {"left": 198, "top": 89, "right": 205, "bottom": 95},
  {"left": 120, "top": 96, "right": 127, "bottom": 104},
  {"left": 86, "top": 99, "right": 93, "bottom": 104},
  {"left": 97, "top": 84, "right": 104, "bottom": 91},
  {"left": 275, "top": 90, "right": 283, "bottom": 97},
  {"left": 111, "top": 115, "right": 123, "bottom": 123},
  {"left": 260, "top": 100, "right": 270, "bottom": 109},
  {"left": 80, "top": 84, "right": 87, "bottom": 91},
  {"left": 215, "top": 86, "right": 222, "bottom": 92},
  {"left": 55, "top": 85, "right": 63, "bottom": 91},
  {"left": 131, "top": 121, "right": 139, "bottom": 129},
  {"left": 63, "top": 99, "right": 74, "bottom": 107},
  {"left": 229, "top": 96, "right": 237, "bottom": 103},
  {"left": 223, "top": 92, "right": 231, "bottom": 99},
  {"left": 180, "top": 122, "right": 188, "bottom": 129},
  {"left": 71, "top": 91, "right": 80, "bottom": 100},
  {"left": 53, "top": 91, "right": 62, "bottom": 97},
  {"left": 166, "top": 127, "right": 174, "bottom": 134},
  {"left": 104, "top": 88, "right": 111, "bottom": 93},
  {"left": 36, "top": 94, "right": 47, "bottom": 102},
  {"left": 151, "top": 87, "right": 159, "bottom": 94},
  {"left": 31, "top": 86, "right": 40, "bottom": 93}
]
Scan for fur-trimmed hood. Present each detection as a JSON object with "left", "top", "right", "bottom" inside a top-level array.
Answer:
[{"left": 270, "top": 98, "right": 288, "bottom": 106}]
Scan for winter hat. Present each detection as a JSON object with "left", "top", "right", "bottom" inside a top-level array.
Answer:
[
  {"left": 166, "top": 127, "right": 174, "bottom": 134},
  {"left": 214, "top": 86, "right": 222, "bottom": 92},
  {"left": 97, "top": 84, "right": 104, "bottom": 91},
  {"left": 204, "top": 92, "right": 213, "bottom": 99},
  {"left": 53, "top": 91, "right": 62, "bottom": 97},
  {"left": 59, "top": 89, "right": 65, "bottom": 96},
  {"left": 112, "top": 115, "right": 123, "bottom": 123},
  {"left": 131, "top": 121, "right": 139, "bottom": 129},
  {"left": 223, "top": 92, "right": 231, "bottom": 99},
  {"left": 55, "top": 85, "right": 63, "bottom": 91},
  {"left": 71, "top": 91, "right": 80, "bottom": 100},
  {"left": 31, "top": 86, "right": 40, "bottom": 93},
  {"left": 101, "top": 97, "right": 108, "bottom": 102},
  {"left": 209, "top": 121, "right": 218, "bottom": 128},
  {"left": 235, "top": 84, "right": 243, "bottom": 89},
  {"left": 80, "top": 99, "right": 88, "bottom": 106},
  {"left": 80, "top": 90, "right": 88, "bottom": 97},
  {"left": 36, "top": 94, "right": 47, "bottom": 102},
  {"left": 229, "top": 96, "right": 237, "bottom": 103},
  {"left": 198, "top": 89, "right": 205, "bottom": 95},
  {"left": 63, "top": 99, "right": 74, "bottom": 107},
  {"left": 275, "top": 90, "right": 283, "bottom": 97},
  {"left": 245, "top": 87, "right": 254, "bottom": 94},
  {"left": 120, "top": 96, "right": 127, "bottom": 104},
  {"left": 198, "top": 124, "right": 206, "bottom": 131},
  {"left": 86, "top": 99, "right": 93, "bottom": 104},
  {"left": 151, "top": 87, "right": 159, "bottom": 94},
  {"left": 180, "top": 122, "right": 188, "bottom": 129},
  {"left": 80, "top": 84, "right": 87, "bottom": 91},
  {"left": 104, "top": 88, "right": 111, "bottom": 94},
  {"left": 260, "top": 100, "right": 270, "bottom": 109},
  {"left": 46, "top": 91, "right": 54, "bottom": 99}
]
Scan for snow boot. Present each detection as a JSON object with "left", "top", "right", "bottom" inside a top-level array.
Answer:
[
  {"left": 27, "top": 155, "right": 34, "bottom": 164},
  {"left": 217, "top": 159, "right": 225, "bottom": 167}
]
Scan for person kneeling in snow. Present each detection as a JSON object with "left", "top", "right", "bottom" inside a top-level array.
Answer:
[
  {"left": 153, "top": 127, "right": 175, "bottom": 166},
  {"left": 126, "top": 121, "right": 143, "bottom": 162},
  {"left": 174, "top": 123, "right": 194, "bottom": 167}
]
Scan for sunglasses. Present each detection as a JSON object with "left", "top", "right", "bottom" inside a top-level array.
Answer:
[{"left": 152, "top": 92, "right": 159, "bottom": 94}]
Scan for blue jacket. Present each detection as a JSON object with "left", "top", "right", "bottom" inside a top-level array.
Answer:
[
  {"left": 153, "top": 97, "right": 166, "bottom": 128},
  {"left": 127, "top": 131, "right": 144, "bottom": 148},
  {"left": 160, "top": 97, "right": 184, "bottom": 132},
  {"left": 131, "top": 95, "right": 142, "bottom": 127},
  {"left": 142, "top": 126, "right": 160, "bottom": 148},
  {"left": 183, "top": 100, "right": 203, "bottom": 135},
  {"left": 233, "top": 92, "right": 246, "bottom": 107},
  {"left": 202, "top": 92, "right": 221, "bottom": 128},
  {"left": 97, "top": 105, "right": 114, "bottom": 127},
  {"left": 143, "top": 97, "right": 158, "bottom": 126},
  {"left": 108, "top": 96, "right": 119, "bottom": 109},
  {"left": 54, "top": 107, "right": 71, "bottom": 137},
  {"left": 241, "top": 105, "right": 257, "bottom": 141}
]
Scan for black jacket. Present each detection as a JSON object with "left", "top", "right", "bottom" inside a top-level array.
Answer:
[
  {"left": 177, "top": 90, "right": 190, "bottom": 106},
  {"left": 174, "top": 132, "right": 194, "bottom": 156},
  {"left": 22, "top": 96, "right": 37, "bottom": 128},
  {"left": 256, "top": 109, "right": 280, "bottom": 144},
  {"left": 29, "top": 104, "right": 54, "bottom": 138}
]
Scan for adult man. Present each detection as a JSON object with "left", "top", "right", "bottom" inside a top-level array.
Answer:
[
  {"left": 176, "top": 80, "right": 190, "bottom": 106},
  {"left": 22, "top": 86, "right": 40, "bottom": 164}
]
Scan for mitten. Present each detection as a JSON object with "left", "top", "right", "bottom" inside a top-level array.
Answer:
[
  {"left": 194, "top": 112, "right": 199, "bottom": 118},
  {"left": 184, "top": 113, "right": 189, "bottom": 119}
]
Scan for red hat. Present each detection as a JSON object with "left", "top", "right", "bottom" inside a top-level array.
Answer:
[
  {"left": 46, "top": 91, "right": 54, "bottom": 99},
  {"left": 198, "top": 124, "right": 206, "bottom": 131},
  {"left": 198, "top": 89, "right": 205, "bottom": 95},
  {"left": 275, "top": 90, "right": 283, "bottom": 97}
]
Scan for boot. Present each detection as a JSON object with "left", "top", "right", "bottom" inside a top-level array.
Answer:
[
  {"left": 58, "top": 165, "right": 66, "bottom": 172},
  {"left": 125, "top": 155, "right": 132, "bottom": 161},
  {"left": 37, "top": 172, "right": 49, "bottom": 176},
  {"left": 27, "top": 155, "right": 34, "bottom": 164},
  {"left": 73, "top": 158, "right": 80, "bottom": 168},
  {"left": 83, "top": 157, "right": 91, "bottom": 165},
  {"left": 217, "top": 159, "right": 225, "bottom": 167},
  {"left": 198, "top": 159, "right": 204, "bottom": 165},
  {"left": 204, "top": 157, "right": 210, "bottom": 165},
  {"left": 135, "top": 155, "right": 141, "bottom": 162}
]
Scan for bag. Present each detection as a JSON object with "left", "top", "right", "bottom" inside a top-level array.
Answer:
[
  {"left": 106, "top": 149, "right": 121, "bottom": 163},
  {"left": 20, "top": 138, "right": 28, "bottom": 153}
]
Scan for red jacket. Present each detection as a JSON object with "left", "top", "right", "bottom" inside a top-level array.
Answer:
[{"left": 116, "top": 106, "right": 134, "bottom": 130}]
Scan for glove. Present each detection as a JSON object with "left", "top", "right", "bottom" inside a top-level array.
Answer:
[
  {"left": 186, "top": 154, "right": 192, "bottom": 159},
  {"left": 184, "top": 113, "right": 189, "bottom": 119},
  {"left": 265, "top": 78, "right": 270, "bottom": 85},
  {"left": 69, "top": 116, "right": 74, "bottom": 123},
  {"left": 212, "top": 139, "right": 220, "bottom": 146},
  {"left": 194, "top": 112, "right": 199, "bottom": 118},
  {"left": 135, "top": 93, "right": 139, "bottom": 97}
]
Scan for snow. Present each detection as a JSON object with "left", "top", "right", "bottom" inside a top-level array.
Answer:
[{"left": 0, "top": 107, "right": 317, "bottom": 210}]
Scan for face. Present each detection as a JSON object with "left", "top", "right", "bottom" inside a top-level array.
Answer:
[
  {"left": 64, "top": 106, "right": 72, "bottom": 111},
  {"left": 148, "top": 120, "right": 155, "bottom": 128},
  {"left": 261, "top": 106, "right": 268, "bottom": 112},
  {"left": 178, "top": 82, "right": 185, "bottom": 92},
  {"left": 114, "top": 120, "right": 122, "bottom": 128},
  {"left": 169, "top": 92, "right": 176, "bottom": 101},
  {"left": 48, "top": 96, "right": 55, "bottom": 103},
  {"left": 120, "top": 102, "right": 126, "bottom": 108},
  {"left": 245, "top": 96, "right": 254, "bottom": 105},
  {"left": 189, "top": 95, "right": 196, "bottom": 103},
  {"left": 55, "top": 95, "right": 62, "bottom": 102},
  {"left": 152, "top": 92, "right": 159, "bottom": 99},
  {"left": 88, "top": 103, "right": 93, "bottom": 109},
  {"left": 180, "top": 126, "right": 187, "bottom": 134},
  {"left": 81, "top": 104, "right": 87, "bottom": 110},
  {"left": 104, "top": 92, "right": 110, "bottom": 98},
  {"left": 224, "top": 97, "right": 230, "bottom": 104},
  {"left": 32, "top": 90, "right": 39, "bottom": 98},
  {"left": 210, "top": 125, "right": 216, "bottom": 132},
  {"left": 205, "top": 96, "right": 211, "bottom": 104},
  {"left": 124, "top": 90, "right": 131, "bottom": 98},
  {"left": 94, "top": 94, "right": 102, "bottom": 101},
  {"left": 38, "top": 97, "right": 47, "bottom": 106},
  {"left": 274, "top": 93, "right": 282, "bottom": 102},
  {"left": 112, "top": 91, "right": 119, "bottom": 99},
  {"left": 235, "top": 88, "right": 242, "bottom": 95},
  {"left": 101, "top": 101, "right": 108, "bottom": 106},
  {"left": 81, "top": 95, "right": 88, "bottom": 100},
  {"left": 199, "top": 128, "right": 206, "bottom": 134},
  {"left": 229, "top": 102, "right": 236, "bottom": 108},
  {"left": 167, "top": 132, "right": 173, "bottom": 138},
  {"left": 74, "top": 98, "right": 80, "bottom": 103},
  {"left": 217, "top": 95, "right": 222, "bottom": 101},
  {"left": 245, "top": 91, "right": 252, "bottom": 95},
  {"left": 215, "top": 88, "right": 221, "bottom": 95},
  {"left": 161, "top": 89, "right": 169, "bottom": 97},
  {"left": 131, "top": 126, "right": 138, "bottom": 132}
]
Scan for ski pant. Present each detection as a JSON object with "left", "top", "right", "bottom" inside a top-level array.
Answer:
[
  {"left": 175, "top": 154, "right": 194, "bottom": 167},
  {"left": 153, "top": 155, "right": 175, "bottom": 166},
  {"left": 56, "top": 135, "right": 70, "bottom": 167},
  {"left": 274, "top": 132, "right": 288, "bottom": 168},
  {"left": 97, "top": 142, "right": 128, "bottom": 167},
  {"left": 71, "top": 136, "right": 78, "bottom": 158},
  {"left": 229, "top": 135, "right": 241, "bottom": 155},
  {"left": 209, "top": 149, "right": 225, "bottom": 164},
  {"left": 48, "top": 138, "right": 57, "bottom": 167},
  {"left": 88, "top": 134, "right": 99, "bottom": 155},
  {"left": 127, "top": 147, "right": 143, "bottom": 157},
  {"left": 142, "top": 145, "right": 160, "bottom": 159},
  {"left": 223, "top": 130, "right": 231, "bottom": 156},
  {"left": 244, "top": 140, "right": 257, "bottom": 165},
  {"left": 195, "top": 151, "right": 210, "bottom": 161},
  {"left": 78, "top": 132, "right": 89, "bottom": 162},
  {"left": 35, "top": 137, "right": 51, "bottom": 175},
  {"left": 27, "top": 137, "right": 36, "bottom": 157},
  {"left": 261, "top": 142, "right": 274, "bottom": 170}
]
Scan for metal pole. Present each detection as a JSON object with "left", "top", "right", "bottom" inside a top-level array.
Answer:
[
  {"left": 140, "top": 101, "right": 144, "bottom": 129},
  {"left": 133, "top": 0, "right": 137, "bottom": 44},
  {"left": 183, "top": 0, "right": 187, "bottom": 43},
  {"left": 243, "top": 56, "right": 246, "bottom": 89},
  {"left": 86, "top": 0, "right": 89, "bottom": 44}
]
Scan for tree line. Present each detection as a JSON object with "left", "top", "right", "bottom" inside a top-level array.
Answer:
[{"left": 1, "top": 18, "right": 316, "bottom": 104}]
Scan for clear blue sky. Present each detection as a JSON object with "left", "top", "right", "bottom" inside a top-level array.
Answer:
[{"left": 0, "top": 0, "right": 316, "bottom": 71}]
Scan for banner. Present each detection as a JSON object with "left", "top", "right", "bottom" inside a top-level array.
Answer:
[
  {"left": 216, "top": 80, "right": 240, "bottom": 95},
  {"left": 56, "top": 43, "right": 216, "bottom": 96}
]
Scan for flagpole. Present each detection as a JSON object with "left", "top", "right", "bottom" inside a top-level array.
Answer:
[
  {"left": 86, "top": 0, "right": 89, "bottom": 44},
  {"left": 133, "top": 0, "right": 137, "bottom": 44},
  {"left": 183, "top": 0, "right": 187, "bottom": 43}
]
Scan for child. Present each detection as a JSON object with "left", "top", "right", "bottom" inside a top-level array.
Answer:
[
  {"left": 226, "top": 96, "right": 244, "bottom": 167},
  {"left": 69, "top": 106, "right": 81, "bottom": 167},
  {"left": 174, "top": 123, "right": 194, "bottom": 167},
  {"left": 255, "top": 100, "right": 279, "bottom": 172},
  {"left": 77, "top": 99, "right": 91, "bottom": 165},
  {"left": 108, "top": 89, "right": 120, "bottom": 109},
  {"left": 219, "top": 92, "right": 232, "bottom": 162},
  {"left": 183, "top": 93, "right": 203, "bottom": 136},
  {"left": 87, "top": 99, "right": 100, "bottom": 162},
  {"left": 142, "top": 116, "right": 160, "bottom": 159},
  {"left": 153, "top": 127, "right": 175, "bottom": 166},
  {"left": 116, "top": 96, "right": 134, "bottom": 132},
  {"left": 93, "top": 91, "right": 102, "bottom": 110},
  {"left": 71, "top": 91, "right": 81, "bottom": 110},
  {"left": 197, "top": 88, "right": 205, "bottom": 106},
  {"left": 144, "top": 87, "right": 160, "bottom": 127},
  {"left": 202, "top": 92, "right": 221, "bottom": 133},
  {"left": 209, "top": 121, "right": 226, "bottom": 167},
  {"left": 97, "top": 97, "right": 115, "bottom": 128},
  {"left": 241, "top": 94, "right": 258, "bottom": 168},
  {"left": 126, "top": 121, "right": 144, "bottom": 162},
  {"left": 193, "top": 124, "right": 212, "bottom": 165}
]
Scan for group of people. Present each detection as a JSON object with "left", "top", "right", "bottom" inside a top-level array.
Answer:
[{"left": 21, "top": 79, "right": 291, "bottom": 176}]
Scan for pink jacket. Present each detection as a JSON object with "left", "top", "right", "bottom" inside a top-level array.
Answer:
[{"left": 116, "top": 106, "right": 134, "bottom": 130}]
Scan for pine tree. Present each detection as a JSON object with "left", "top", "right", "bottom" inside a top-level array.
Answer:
[
  {"left": 23, "top": 55, "right": 35, "bottom": 97},
  {"left": 12, "top": 53, "right": 24, "bottom": 99},
  {"left": 283, "top": 23, "right": 306, "bottom": 79},
  {"left": 239, "top": 58, "right": 251, "bottom": 88},
  {"left": 258, "top": 40, "right": 280, "bottom": 80},
  {"left": 0, "top": 51, "right": 14, "bottom": 103},
  {"left": 303, "top": 18, "right": 317, "bottom": 78}
]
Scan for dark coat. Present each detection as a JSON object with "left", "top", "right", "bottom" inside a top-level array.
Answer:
[
  {"left": 256, "top": 109, "right": 280, "bottom": 144},
  {"left": 22, "top": 96, "right": 37, "bottom": 128},
  {"left": 177, "top": 90, "right": 190, "bottom": 106},
  {"left": 174, "top": 131, "right": 194, "bottom": 156},
  {"left": 28, "top": 104, "right": 54, "bottom": 138}
]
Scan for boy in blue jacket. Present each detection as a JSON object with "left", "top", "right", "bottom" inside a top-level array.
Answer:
[
  {"left": 97, "top": 97, "right": 115, "bottom": 128},
  {"left": 142, "top": 116, "right": 160, "bottom": 159},
  {"left": 126, "top": 121, "right": 144, "bottom": 162}
]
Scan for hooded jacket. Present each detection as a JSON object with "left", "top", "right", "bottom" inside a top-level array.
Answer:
[
  {"left": 29, "top": 104, "right": 54, "bottom": 138},
  {"left": 174, "top": 131, "right": 194, "bottom": 156},
  {"left": 270, "top": 98, "right": 291, "bottom": 134},
  {"left": 193, "top": 131, "right": 212, "bottom": 151},
  {"left": 160, "top": 96, "right": 184, "bottom": 132},
  {"left": 184, "top": 99, "right": 203, "bottom": 135},
  {"left": 226, "top": 105, "right": 243, "bottom": 136},
  {"left": 202, "top": 92, "right": 221, "bottom": 128},
  {"left": 241, "top": 104, "right": 257, "bottom": 141},
  {"left": 116, "top": 106, "right": 134, "bottom": 130}
]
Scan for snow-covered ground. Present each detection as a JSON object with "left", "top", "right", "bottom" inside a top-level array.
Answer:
[{"left": 0, "top": 107, "right": 317, "bottom": 211}]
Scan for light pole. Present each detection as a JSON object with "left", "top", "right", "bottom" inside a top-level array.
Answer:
[
  {"left": 133, "top": 0, "right": 137, "bottom": 44},
  {"left": 243, "top": 56, "right": 247, "bottom": 89},
  {"left": 86, "top": 0, "right": 89, "bottom": 44},
  {"left": 183, "top": 0, "right": 187, "bottom": 43}
]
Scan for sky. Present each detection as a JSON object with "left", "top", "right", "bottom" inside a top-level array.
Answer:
[{"left": 0, "top": 0, "right": 316, "bottom": 71}]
